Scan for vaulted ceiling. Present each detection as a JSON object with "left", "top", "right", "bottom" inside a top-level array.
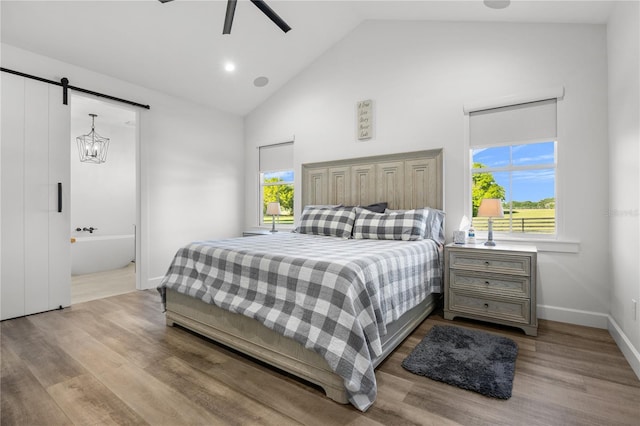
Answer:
[{"left": 1, "top": 1, "right": 614, "bottom": 116}]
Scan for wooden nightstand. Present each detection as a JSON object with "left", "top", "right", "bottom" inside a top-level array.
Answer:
[
  {"left": 242, "top": 228, "right": 275, "bottom": 237},
  {"left": 443, "top": 243, "right": 538, "bottom": 336}
]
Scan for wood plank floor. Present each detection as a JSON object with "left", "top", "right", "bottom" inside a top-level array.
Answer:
[
  {"left": 71, "top": 263, "right": 136, "bottom": 304},
  {"left": 2, "top": 290, "right": 639, "bottom": 425}
]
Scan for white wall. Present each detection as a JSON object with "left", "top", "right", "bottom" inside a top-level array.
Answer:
[
  {"left": 244, "top": 21, "right": 610, "bottom": 326},
  {"left": 1, "top": 43, "right": 245, "bottom": 290},
  {"left": 142, "top": 94, "right": 245, "bottom": 283},
  {"left": 607, "top": 1, "right": 640, "bottom": 376}
]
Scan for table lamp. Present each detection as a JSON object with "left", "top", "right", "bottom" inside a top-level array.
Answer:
[
  {"left": 266, "top": 202, "right": 282, "bottom": 232},
  {"left": 477, "top": 199, "right": 504, "bottom": 246}
]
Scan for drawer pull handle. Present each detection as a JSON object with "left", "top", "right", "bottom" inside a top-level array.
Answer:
[
  {"left": 484, "top": 303, "right": 489, "bottom": 309},
  {"left": 484, "top": 261, "right": 490, "bottom": 266},
  {"left": 485, "top": 281, "right": 490, "bottom": 285}
]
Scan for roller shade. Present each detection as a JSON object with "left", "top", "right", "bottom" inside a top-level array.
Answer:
[
  {"left": 259, "top": 142, "right": 293, "bottom": 172},
  {"left": 469, "top": 99, "right": 557, "bottom": 147}
]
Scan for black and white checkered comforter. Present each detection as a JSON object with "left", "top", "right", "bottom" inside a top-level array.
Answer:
[{"left": 157, "top": 232, "right": 442, "bottom": 411}]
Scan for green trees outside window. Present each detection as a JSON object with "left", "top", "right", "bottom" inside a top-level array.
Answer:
[
  {"left": 472, "top": 162, "right": 505, "bottom": 217},
  {"left": 262, "top": 171, "right": 294, "bottom": 225}
]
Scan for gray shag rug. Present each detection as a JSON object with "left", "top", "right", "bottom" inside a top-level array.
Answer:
[{"left": 402, "top": 325, "right": 518, "bottom": 399}]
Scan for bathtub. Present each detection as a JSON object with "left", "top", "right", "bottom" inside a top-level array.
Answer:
[{"left": 71, "top": 234, "right": 135, "bottom": 276}]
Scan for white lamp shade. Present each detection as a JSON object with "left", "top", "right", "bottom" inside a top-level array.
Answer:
[
  {"left": 266, "top": 202, "right": 281, "bottom": 216},
  {"left": 477, "top": 199, "right": 504, "bottom": 218}
]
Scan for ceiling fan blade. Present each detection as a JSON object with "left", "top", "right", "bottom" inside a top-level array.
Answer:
[
  {"left": 223, "top": 0, "right": 238, "bottom": 34},
  {"left": 250, "top": 0, "right": 291, "bottom": 33}
]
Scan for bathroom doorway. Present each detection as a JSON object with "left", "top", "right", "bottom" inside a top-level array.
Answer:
[{"left": 69, "top": 94, "right": 138, "bottom": 304}]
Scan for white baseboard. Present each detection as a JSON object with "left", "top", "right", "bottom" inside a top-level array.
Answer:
[
  {"left": 538, "top": 305, "right": 640, "bottom": 380},
  {"left": 537, "top": 304, "right": 609, "bottom": 329},
  {"left": 608, "top": 316, "right": 640, "bottom": 380},
  {"left": 143, "top": 276, "right": 163, "bottom": 290}
]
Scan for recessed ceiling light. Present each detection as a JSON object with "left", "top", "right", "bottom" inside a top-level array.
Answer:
[
  {"left": 484, "top": 0, "right": 510, "bottom": 9},
  {"left": 253, "top": 76, "right": 269, "bottom": 87},
  {"left": 224, "top": 62, "right": 236, "bottom": 72}
]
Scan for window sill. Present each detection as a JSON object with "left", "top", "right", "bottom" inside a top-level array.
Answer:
[
  {"left": 490, "top": 236, "right": 579, "bottom": 253},
  {"left": 259, "top": 225, "right": 294, "bottom": 231}
]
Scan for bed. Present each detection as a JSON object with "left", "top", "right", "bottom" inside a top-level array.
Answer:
[{"left": 158, "top": 149, "right": 444, "bottom": 411}]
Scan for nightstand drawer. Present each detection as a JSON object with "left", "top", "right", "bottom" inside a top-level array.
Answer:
[
  {"left": 448, "top": 290, "right": 530, "bottom": 324},
  {"left": 449, "top": 252, "right": 530, "bottom": 276},
  {"left": 449, "top": 270, "right": 530, "bottom": 298}
]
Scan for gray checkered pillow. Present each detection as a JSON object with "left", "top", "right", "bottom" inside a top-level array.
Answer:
[
  {"left": 425, "top": 208, "right": 446, "bottom": 244},
  {"left": 353, "top": 207, "right": 428, "bottom": 241},
  {"left": 296, "top": 207, "right": 356, "bottom": 238},
  {"left": 385, "top": 207, "right": 445, "bottom": 244}
]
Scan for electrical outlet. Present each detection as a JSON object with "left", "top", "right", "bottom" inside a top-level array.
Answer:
[{"left": 633, "top": 299, "right": 638, "bottom": 321}]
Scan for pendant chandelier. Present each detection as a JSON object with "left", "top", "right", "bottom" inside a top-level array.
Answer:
[{"left": 76, "top": 113, "right": 109, "bottom": 164}]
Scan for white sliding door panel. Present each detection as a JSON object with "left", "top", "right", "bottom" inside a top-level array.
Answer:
[
  {"left": 1, "top": 73, "right": 26, "bottom": 320},
  {"left": 24, "top": 80, "right": 50, "bottom": 315},
  {"left": 0, "top": 74, "right": 71, "bottom": 320},
  {"left": 48, "top": 85, "right": 71, "bottom": 310}
]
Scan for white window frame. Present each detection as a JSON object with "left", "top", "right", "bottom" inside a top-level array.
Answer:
[
  {"left": 463, "top": 87, "right": 580, "bottom": 251},
  {"left": 259, "top": 170, "right": 294, "bottom": 227},
  {"left": 258, "top": 140, "right": 294, "bottom": 228},
  {"left": 470, "top": 140, "right": 558, "bottom": 238}
]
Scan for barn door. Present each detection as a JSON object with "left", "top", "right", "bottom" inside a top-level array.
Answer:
[{"left": 1, "top": 72, "right": 71, "bottom": 320}]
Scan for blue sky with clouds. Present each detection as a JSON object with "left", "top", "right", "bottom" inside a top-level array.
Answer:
[
  {"left": 473, "top": 142, "right": 555, "bottom": 202},
  {"left": 263, "top": 170, "right": 294, "bottom": 182}
]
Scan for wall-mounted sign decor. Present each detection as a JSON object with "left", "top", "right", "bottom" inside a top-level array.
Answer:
[{"left": 357, "top": 99, "right": 373, "bottom": 140}]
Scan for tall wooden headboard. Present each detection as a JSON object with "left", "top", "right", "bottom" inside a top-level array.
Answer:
[{"left": 301, "top": 149, "right": 443, "bottom": 211}]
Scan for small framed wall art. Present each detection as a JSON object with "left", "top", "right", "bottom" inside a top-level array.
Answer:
[{"left": 356, "top": 99, "right": 373, "bottom": 141}]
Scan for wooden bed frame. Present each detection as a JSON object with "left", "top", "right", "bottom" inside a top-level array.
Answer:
[{"left": 165, "top": 149, "right": 444, "bottom": 404}]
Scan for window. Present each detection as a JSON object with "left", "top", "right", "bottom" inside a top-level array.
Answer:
[
  {"left": 259, "top": 142, "right": 294, "bottom": 226},
  {"left": 468, "top": 98, "right": 558, "bottom": 236},
  {"left": 471, "top": 142, "right": 556, "bottom": 235}
]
